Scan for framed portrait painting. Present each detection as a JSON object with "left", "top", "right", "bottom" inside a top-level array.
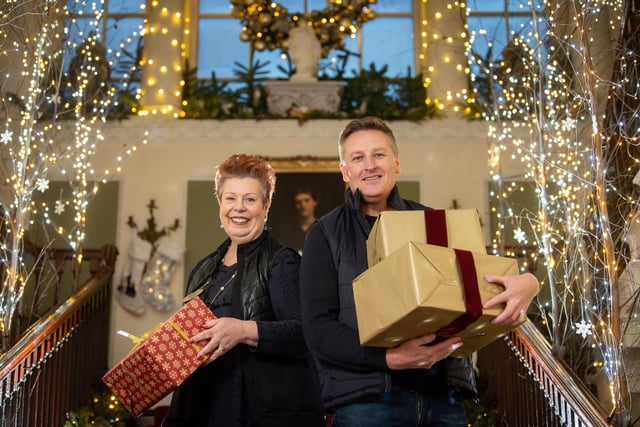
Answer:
[{"left": 266, "top": 156, "right": 345, "bottom": 253}]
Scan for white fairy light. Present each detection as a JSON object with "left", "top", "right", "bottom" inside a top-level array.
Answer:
[{"left": 0, "top": 0, "right": 148, "bottom": 342}]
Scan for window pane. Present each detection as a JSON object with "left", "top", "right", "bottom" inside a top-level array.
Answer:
[
  {"left": 200, "top": 0, "right": 232, "bottom": 14},
  {"left": 469, "top": 0, "right": 540, "bottom": 13},
  {"left": 319, "top": 35, "right": 359, "bottom": 78},
  {"left": 470, "top": 0, "right": 507, "bottom": 12},
  {"left": 370, "top": 0, "right": 412, "bottom": 13},
  {"left": 254, "top": 49, "right": 290, "bottom": 79},
  {"left": 105, "top": 17, "right": 144, "bottom": 46},
  {"left": 308, "top": 0, "right": 327, "bottom": 10},
  {"left": 63, "top": 17, "right": 104, "bottom": 70},
  {"left": 198, "top": 19, "right": 250, "bottom": 78},
  {"left": 106, "top": 0, "right": 145, "bottom": 13},
  {"left": 507, "top": 0, "right": 539, "bottom": 12},
  {"left": 468, "top": 15, "right": 542, "bottom": 61},
  {"left": 508, "top": 15, "right": 538, "bottom": 40},
  {"left": 278, "top": 0, "right": 305, "bottom": 11},
  {"left": 67, "top": 0, "right": 102, "bottom": 14},
  {"left": 467, "top": 16, "right": 507, "bottom": 60},
  {"left": 362, "top": 17, "right": 414, "bottom": 77},
  {"left": 106, "top": 17, "right": 144, "bottom": 81}
]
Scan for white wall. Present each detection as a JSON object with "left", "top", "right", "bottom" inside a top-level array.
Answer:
[{"left": 94, "top": 116, "right": 520, "bottom": 379}]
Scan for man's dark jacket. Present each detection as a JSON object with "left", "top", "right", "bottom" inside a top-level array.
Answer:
[{"left": 304, "top": 186, "right": 477, "bottom": 409}]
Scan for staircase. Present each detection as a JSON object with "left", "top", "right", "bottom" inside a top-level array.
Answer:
[{"left": 0, "top": 244, "right": 118, "bottom": 427}]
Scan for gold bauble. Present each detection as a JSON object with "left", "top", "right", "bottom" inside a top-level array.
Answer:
[{"left": 259, "top": 13, "right": 272, "bottom": 25}]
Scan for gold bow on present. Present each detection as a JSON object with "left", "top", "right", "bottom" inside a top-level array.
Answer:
[{"left": 118, "top": 321, "right": 209, "bottom": 358}]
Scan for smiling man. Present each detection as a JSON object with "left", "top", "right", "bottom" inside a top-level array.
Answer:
[{"left": 299, "top": 117, "right": 540, "bottom": 427}]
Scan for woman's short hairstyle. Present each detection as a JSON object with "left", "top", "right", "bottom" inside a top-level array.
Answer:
[
  {"left": 214, "top": 154, "right": 276, "bottom": 204},
  {"left": 338, "top": 116, "right": 398, "bottom": 165}
]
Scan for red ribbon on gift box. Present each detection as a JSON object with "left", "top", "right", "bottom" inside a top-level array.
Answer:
[
  {"left": 424, "top": 209, "right": 449, "bottom": 247},
  {"left": 424, "top": 210, "right": 483, "bottom": 335},
  {"left": 437, "top": 249, "right": 483, "bottom": 335}
]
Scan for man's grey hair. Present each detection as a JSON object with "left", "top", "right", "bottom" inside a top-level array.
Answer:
[{"left": 338, "top": 117, "right": 398, "bottom": 165}]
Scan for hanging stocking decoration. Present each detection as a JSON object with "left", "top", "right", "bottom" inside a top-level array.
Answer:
[
  {"left": 140, "top": 238, "right": 184, "bottom": 311},
  {"left": 115, "top": 235, "right": 152, "bottom": 316}
]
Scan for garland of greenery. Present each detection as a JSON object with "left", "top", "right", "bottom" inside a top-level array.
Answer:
[{"left": 229, "top": 0, "right": 376, "bottom": 57}]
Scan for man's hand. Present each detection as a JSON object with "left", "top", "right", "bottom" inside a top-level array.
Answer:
[
  {"left": 484, "top": 272, "right": 540, "bottom": 326},
  {"left": 385, "top": 334, "right": 463, "bottom": 370}
]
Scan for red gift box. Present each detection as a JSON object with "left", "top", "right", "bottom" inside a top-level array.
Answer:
[{"left": 102, "top": 297, "right": 215, "bottom": 417}]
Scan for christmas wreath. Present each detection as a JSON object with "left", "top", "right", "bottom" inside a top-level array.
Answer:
[{"left": 230, "top": 0, "right": 376, "bottom": 57}]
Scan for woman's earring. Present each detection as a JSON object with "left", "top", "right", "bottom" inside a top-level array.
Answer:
[{"left": 219, "top": 223, "right": 224, "bottom": 229}]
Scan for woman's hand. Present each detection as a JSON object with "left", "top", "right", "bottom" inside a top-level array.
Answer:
[
  {"left": 385, "top": 334, "right": 463, "bottom": 370},
  {"left": 190, "top": 317, "right": 258, "bottom": 364},
  {"left": 483, "top": 272, "right": 540, "bottom": 326}
]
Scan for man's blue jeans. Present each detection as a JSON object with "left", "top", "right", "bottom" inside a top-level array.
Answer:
[{"left": 331, "top": 386, "right": 468, "bottom": 427}]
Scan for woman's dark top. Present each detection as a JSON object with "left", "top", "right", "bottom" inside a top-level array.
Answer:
[{"left": 163, "top": 249, "right": 305, "bottom": 427}]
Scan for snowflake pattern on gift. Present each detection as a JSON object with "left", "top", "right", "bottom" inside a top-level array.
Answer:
[{"left": 102, "top": 298, "right": 215, "bottom": 416}]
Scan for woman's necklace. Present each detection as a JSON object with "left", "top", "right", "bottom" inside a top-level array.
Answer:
[
  {"left": 182, "top": 266, "right": 237, "bottom": 304},
  {"left": 208, "top": 270, "right": 237, "bottom": 306}
]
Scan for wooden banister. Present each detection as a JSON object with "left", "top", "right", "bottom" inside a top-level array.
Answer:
[
  {"left": 477, "top": 320, "right": 613, "bottom": 426},
  {"left": 0, "top": 244, "right": 117, "bottom": 427}
]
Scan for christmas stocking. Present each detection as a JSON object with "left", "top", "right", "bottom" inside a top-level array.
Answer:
[
  {"left": 115, "top": 235, "right": 152, "bottom": 316},
  {"left": 140, "top": 239, "right": 184, "bottom": 311}
]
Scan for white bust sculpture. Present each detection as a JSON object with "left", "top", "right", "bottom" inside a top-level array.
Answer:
[{"left": 288, "top": 22, "right": 321, "bottom": 82}]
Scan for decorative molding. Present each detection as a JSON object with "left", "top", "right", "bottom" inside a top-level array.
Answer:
[
  {"left": 99, "top": 117, "right": 490, "bottom": 145},
  {"left": 263, "top": 155, "right": 340, "bottom": 173}
]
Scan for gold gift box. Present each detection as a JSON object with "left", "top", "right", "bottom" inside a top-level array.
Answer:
[
  {"left": 367, "top": 209, "right": 486, "bottom": 267},
  {"left": 353, "top": 241, "right": 519, "bottom": 357}
]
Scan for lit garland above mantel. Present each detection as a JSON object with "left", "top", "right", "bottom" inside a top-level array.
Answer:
[{"left": 229, "top": 0, "right": 376, "bottom": 56}]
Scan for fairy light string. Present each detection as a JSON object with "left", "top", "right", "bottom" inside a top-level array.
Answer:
[
  {"left": 0, "top": 0, "right": 148, "bottom": 340},
  {"left": 472, "top": 0, "right": 636, "bottom": 416}
]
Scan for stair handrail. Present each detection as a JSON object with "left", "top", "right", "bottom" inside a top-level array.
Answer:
[
  {"left": 520, "top": 321, "right": 611, "bottom": 423},
  {"left": 479, "top": 319, "right": 613, "bottom": 426},
  {"left": 0, "top": 244, "right": 116, "bottom": 371},
  {"left": 0, "top": 244, "right": 117, "bottom": 427}
]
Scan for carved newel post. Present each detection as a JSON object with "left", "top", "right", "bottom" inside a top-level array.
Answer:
[{"left": 288, "top": 22, "right": 322, "bottom": 81}]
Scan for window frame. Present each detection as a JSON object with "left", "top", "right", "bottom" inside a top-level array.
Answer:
[
  {"left": 65, "top": 1, "right": 146, "bottom": 85},
  {"left": 187, "top": 0, "right": 419, "bottom": 81}
]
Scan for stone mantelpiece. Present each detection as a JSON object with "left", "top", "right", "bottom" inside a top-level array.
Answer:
[{"left": 264, "top": 81, "right": 344, "bottom": 116}]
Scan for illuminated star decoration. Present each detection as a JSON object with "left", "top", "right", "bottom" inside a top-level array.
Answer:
[
  {"left": 513, "top": 228, "right": 527, "bottom": 243},
  {"left": 36, "top": 178, "right": 50, "bottom": 193},
  {"left": 561, "top": 117, "right": 577, "bottom": 132},
  {"left": 575, "top": 320, "right": 593, "bottom": 339},
  {"left": 1, "top": 130, "right": 12, "bottom": 144},
  {"left": 54, "top": 200, "right": 65, "bottom": 215}
]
